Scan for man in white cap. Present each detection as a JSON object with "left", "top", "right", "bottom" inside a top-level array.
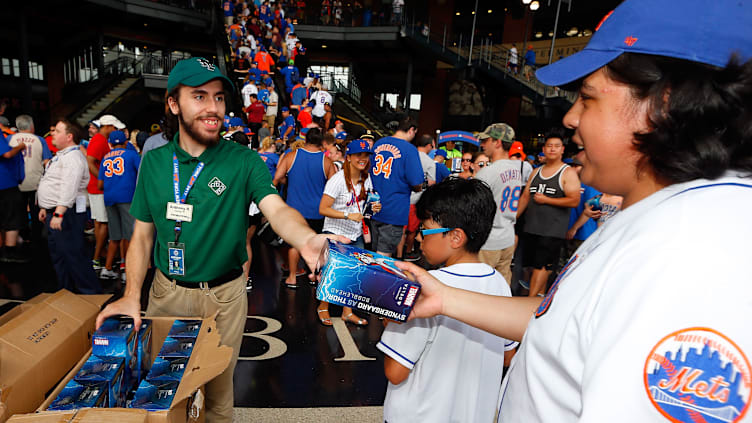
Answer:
[{"left": 87, "top": 114, "right": 125, "bottom": 273}]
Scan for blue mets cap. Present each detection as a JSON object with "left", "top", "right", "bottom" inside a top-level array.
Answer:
[
  {"left": 335, "top": 131, "right": 348, "bottom": 140},
  {"left": 536, "top": 0, "right": 752, "bottom": 87},
  {"left": 346, "top": 140, "right": 373, "bottom": 155},
  {"left": 281, "top": 106, "right": 289, "bottom": 112},
  {"left": 108, "top": 130, "right": 127, "bottom": 145},
  {"left": 167, "top": 58, "right": 233, "bottom": 93},
  {"left": 434, "top": 149, "right": 447, "bottom": 158},
  {"left": 229, "top": 117, "right": 244, "bottom": 127}
]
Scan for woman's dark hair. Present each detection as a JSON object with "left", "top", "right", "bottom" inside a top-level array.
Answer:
[
  {"left": 306, "top": 127, "right": 323, "bottom": 146},
  {"left": 604, "top": 53, "right": 752, "bottom": 184},
  {"left": 415, "top": 178, "right": 496, "bottom": 253}
]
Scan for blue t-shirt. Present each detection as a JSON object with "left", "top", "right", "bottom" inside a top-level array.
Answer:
[
  {"left": 568, "top": 183, "right": 601, "bottom": 241},
  {"left": 0, "top": 133, "right": 24, "bottom": 190},
  {"left": 98, "top": 147, "right": 141, "bottom": 206},
  {"left": 223, "top": 0, "right": 233, "bottom": 17},
  {"left": 435, "top": 162, "right": 451, "bottom": 183},
  {"left": 290, "top": 85, "right": 307, "bottom": 107},
  {"left": 258, "top": 152, "right": 279, "bottom": 178},
  {"left": 279, "top": 66, "right": 300, "bottom": 93},
  {"left": 258, "top": 89, "right": 270, "bottom": 106},
  {"left": 278, "top": 115, "right": 296, "bottom": 139},
  {"left": 369, "top": 136, "right": 424, "bottom": 226}
]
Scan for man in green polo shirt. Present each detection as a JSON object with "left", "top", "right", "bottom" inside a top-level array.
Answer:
[{"left": 95, "top": 58, "right": 345, "bottom": 423}]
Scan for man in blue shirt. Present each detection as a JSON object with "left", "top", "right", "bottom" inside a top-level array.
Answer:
[
  {"left": 0, "top": 132, "right": 26, "bottom": 263},
  {"left": 433, "top": 149, "right": 451, "bottom": 183},
  {"left": 523, "top": 45, "right": 537, "bottom": 80},
  {"left": 369, "top": 115, "right": 424, "bottom": 257},
  {"left": 222, "top": 0, "right": 234, "bottom": 26},
  {"left": 277, "top": 107, "right": 296, "bottom": 141},
  {"left": 97, "top": 130, "right": 141, "bottom": 280},
  {"left": 279, "top": 60, "right": 300, "bottom": 95},
  {"left": 565, "top": 158, "right": 600, "bottom": 256}
]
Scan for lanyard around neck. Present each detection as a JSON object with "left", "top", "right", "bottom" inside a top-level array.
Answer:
[{"left": 172, "top": 153, "right": 205, "bottom": 242}]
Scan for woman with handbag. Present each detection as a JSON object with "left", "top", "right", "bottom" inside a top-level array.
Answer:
[{"left": 316, "top": 139, "right": 381, "bottom": 326}]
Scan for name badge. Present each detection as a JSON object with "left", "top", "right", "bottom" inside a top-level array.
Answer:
[
  {"left": 166, "top": 202, "right": 193, "bottom": 222},
  {"left": 168, "top": 242, "right": 185, "bottom": 276}
]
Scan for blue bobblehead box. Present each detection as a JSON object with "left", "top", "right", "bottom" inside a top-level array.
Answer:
[
  {"left": 73, "top": 356, "right": 126, "bottom": 407},
  {"left": 157, "top": 336, "right": 196, "bottom": 358},
  {"left": 136, "top": 320, "right": 153, "bottom": 383},
  {"left": 316, "top": 240, "right": 421, "bottom": 322},
  {"left": 128, "top": 380, "right": 179, "bottom": 411},
  {"left": 92, "top": 317, "right": 138, "bottom": 390},
  {"left": 167, "top": 320, "right": 202, "bottom": 338},
  {"left": 146, "top": 357, "right": 189, "bottom": 383},
  {"left": 48, "top": 380, "right": 109, "bottom": 410}
]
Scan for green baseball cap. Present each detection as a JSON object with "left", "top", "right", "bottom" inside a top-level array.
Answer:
[
  {"left": 477, "top": 123, "right": 515, "bottom": 143},
  {"left": 167, "top": 57, "right": 234, "bottom": 93}
]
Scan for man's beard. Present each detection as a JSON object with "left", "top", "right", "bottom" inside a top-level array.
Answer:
[{"left": 178, "top": 112, "right": 220, "bottom": 147}]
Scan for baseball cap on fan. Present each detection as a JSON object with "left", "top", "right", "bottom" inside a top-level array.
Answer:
[
  {"left": 167, "top": 57, "right": 234, "bottom": 93},
  {"left": 535, "top": 0, "right": 752, "bottom": 87},
  {"left": 477, "top": 123, "right": 515, "bottom": 143},
  {"left": 95, "top": 114, "right": 126, "bottom": 130}
]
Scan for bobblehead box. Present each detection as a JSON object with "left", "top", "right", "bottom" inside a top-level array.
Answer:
[
  {"left": 0, "top": 290, "right": 111, "bottom": 423},
  {"left": 14, "top": 314, "right": 231, "bottom": 423},
  {"left": 316, "top": 240, "right": 421, "bottom": 322}
]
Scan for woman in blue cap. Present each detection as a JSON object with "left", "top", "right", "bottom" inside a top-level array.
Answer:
[
  {"left": 316, "top": 139, "right": 381, "bottom": 326},
  {"left": 394, "top": 0, "right": 752, "bottom": 421}
]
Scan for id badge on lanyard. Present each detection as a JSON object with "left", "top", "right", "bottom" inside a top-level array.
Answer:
[{"left": 167, "top": 154, "right": 204, "bottom": 276}]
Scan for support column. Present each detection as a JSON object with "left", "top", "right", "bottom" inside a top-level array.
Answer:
[
  {"left": 404, "top": 58, "right": 413, "bottom": 110},
  {"left": 18, "top": 8, "right": 33, "bottom": 113}
]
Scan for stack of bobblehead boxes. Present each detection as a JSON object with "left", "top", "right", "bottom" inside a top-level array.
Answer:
[
  {"left": 47, "top": 318, "right": 152, "bottom": 411},
  {"left": 9, "top": 314, "right": 231, "bottom": 423}
]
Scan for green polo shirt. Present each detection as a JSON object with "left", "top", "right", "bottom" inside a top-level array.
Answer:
[{"left": 130, "top": 134, "right": 278, "bottom": 282}]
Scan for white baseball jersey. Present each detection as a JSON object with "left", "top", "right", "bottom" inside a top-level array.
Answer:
[
  {"left": 497, "top": 172, "right": 752, "bottom": 422},
  {"left": 8, "top": 132, "right": 52, "bottom": 192},
  {"left": 476, "top": 159, "right": 528, "bottom": 250},
  {"left": 409, "top": 151, "right": 436, "bottom": 205},
  {"left": 321, "top": 169, "right": 372, "bottom": 241},
  {"left": 379, "top": 263, "right": 518, "bottom": 423},
  {"left": 310, "top": 90, "right": 333, "bottom": 118}
]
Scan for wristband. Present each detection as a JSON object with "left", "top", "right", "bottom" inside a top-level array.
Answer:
[{"left": 53, "top": 212, "right": 64, "bottom": 218}]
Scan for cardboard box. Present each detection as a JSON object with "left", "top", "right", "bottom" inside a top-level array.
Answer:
[
  {"left": 0, "top": 290, "right": 111, "bottom": 422},
  {"left": 6, "top": 408, "right": 147, "bottom": 423},
  {"left": 37, "top": 315, "right": 231, "bottom": 423},
  {"left": 316, "top": 240, "right": 421, "bottom": 322}
]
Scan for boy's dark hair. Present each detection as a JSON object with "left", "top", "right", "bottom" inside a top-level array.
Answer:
[
  {"left": 414, "top": 134, "right": 433, "bottom": 148},
  {"left": 603, "top": 53, "right": 752, "bottom": 184},
  {"left": 305, "top": 127, "right": 323, "bottom": 146},
  {"left": 544, "top": 127, "right": 567, "bottom": 144},
  {"left": 415, "top": 178, "right": 496, "bottom": 253}
]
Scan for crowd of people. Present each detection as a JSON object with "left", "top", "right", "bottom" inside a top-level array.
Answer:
[{"left": 2, "top": 0, "right": 750, "bottom": 422}]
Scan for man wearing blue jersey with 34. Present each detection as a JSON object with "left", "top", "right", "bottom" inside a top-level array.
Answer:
[{"left": 369, "top": 115, "right": 424, "bottom": 257}]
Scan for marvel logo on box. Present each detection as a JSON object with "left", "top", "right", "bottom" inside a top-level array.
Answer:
[{"left": 315, "top": 240, "right": 421, "bottom": 322}]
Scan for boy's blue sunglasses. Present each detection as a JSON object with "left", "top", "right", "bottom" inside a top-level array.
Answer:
[{"left": 420, "top": 227, "right": 453, "bottom": 236}]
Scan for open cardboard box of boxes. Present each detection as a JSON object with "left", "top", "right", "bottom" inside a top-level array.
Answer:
[
  {"left": 0, "top": 290, "right": 111, "bottom": 422},
  {"left": 1, "top": 290, "right": 232, "bottom": 423}
]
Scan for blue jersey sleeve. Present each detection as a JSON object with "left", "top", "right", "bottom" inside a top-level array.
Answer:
[
  {"left": 98, "top": 157, "right": 106, "bottom": 181},
  {"left": 40, "top": 136, "right": 52, "bottom": 160},
  {"left": 404, "top": 145, "right": 425, "bottom": 187},
  {"left": 0, "top": 133, "right": 10, "bottom": 155}
]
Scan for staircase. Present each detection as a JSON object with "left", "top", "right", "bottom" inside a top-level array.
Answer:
[
  {"left": 75, "top": 77, "right": 139, "bottom": 127},
  {"left": 334, "top": 94, "right": 389, "bottom": 137}
]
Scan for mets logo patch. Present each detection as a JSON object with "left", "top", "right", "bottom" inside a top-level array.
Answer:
[
  {"left": 644, "top": 327, "right": 751, "bottom": 423},
  {"left": 208, "top": 177, "right": 226, "bottom": 196}
]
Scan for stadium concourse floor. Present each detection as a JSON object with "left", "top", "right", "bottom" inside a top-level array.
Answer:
[{"left": 0, "top": 233, "right": 387, "bottom": 422}]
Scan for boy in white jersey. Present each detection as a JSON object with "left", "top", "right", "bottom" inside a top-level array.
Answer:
[{"left": 377, "top": 178, "right": 517, "bottom": 423}]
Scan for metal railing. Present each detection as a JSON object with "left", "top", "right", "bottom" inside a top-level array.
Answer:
[{"left": 400, "top": 12, "right": 577, "bottom": 103}]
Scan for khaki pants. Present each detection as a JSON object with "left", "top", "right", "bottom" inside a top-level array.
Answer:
[
  {"left": 263, "top": 114, "right": 276, "bottom": 129},
  {"left": 147, "top": 270, "right": 247, "bottom": 423},
  {"left": 479, "top": 245, "right": 515, "bottom": 286}
]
